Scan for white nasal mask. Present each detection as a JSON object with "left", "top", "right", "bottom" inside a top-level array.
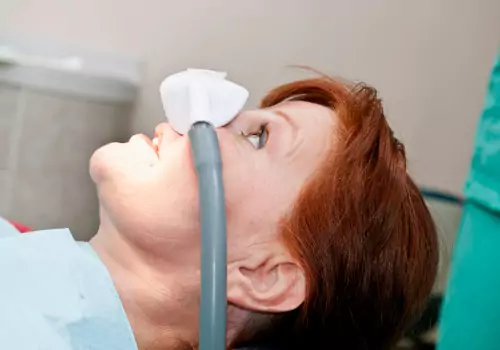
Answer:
[{"left": 159, "top": 69, "right": 249, "bottom": 135}]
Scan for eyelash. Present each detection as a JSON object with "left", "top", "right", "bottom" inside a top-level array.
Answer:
[{"left": 242, "top": 124, "right": 268, "bottom": 149}]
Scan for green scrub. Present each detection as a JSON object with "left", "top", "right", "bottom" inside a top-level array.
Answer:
[{"left": 438, "top": 52, "right": 500, "bottom": 349}]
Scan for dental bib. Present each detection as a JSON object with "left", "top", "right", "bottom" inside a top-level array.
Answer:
[{"left": 160, "top": 69, "right": 249, "bottom": 135}]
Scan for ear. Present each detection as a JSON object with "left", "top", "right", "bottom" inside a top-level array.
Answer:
[{"left": 227, "top": 249, "right": 306, "bottom": 313}]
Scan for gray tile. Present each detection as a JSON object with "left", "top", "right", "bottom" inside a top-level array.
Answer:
[
  {"left": 8, "top": 166, "right": 65, "bottom": 228},
  {"left": 16, "top": 91, "right": 131, "bottom": 173},
  {"left": 8, "top": 90, "right": 132, "bottom": 240},
  {"left": 0, "top": 169, "right": 9, "bottom": 215},
  {"left": 58, "top": 167, "right": 100, "bottom": 240},
  {"left": 9, "top": 166, "right": 99, "bottom": 240},
  {"left": 0, "top": 84, "right": 21, "bottom": 170}
]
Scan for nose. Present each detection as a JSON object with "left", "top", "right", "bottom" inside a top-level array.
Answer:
[
  {"left": 154, "top": 122, "right": 183, "bottom": 150},
  {"left": 214, "top": 125, "right": 233, "bottom": 139},
  {"left": 154, "top": 123, "right": 169, "bottom": 139},
  {"left": 220, "top": 113, "right": 244, "bottom": 134}
]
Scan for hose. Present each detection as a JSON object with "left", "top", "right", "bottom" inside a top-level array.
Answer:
[{"left": 188, "top": 121, "right": 227, "bottom": 350}]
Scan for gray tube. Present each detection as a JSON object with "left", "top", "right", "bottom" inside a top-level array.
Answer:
[{"left": 188, "top": 122, "right": 227, "bottom": 350}]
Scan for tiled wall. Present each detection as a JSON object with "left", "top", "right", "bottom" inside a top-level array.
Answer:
[
  {"left": 0, "top": 170, "right": 8, "bottom": 214},
  {"left": 0, "top": 83, "right": 131, "bottom": 240},
  {"left": 0, "top": 85, "right": 18, "bottom": 215},
  {"left": 0, "top": 86, "right": 17, "bottom": 169}
]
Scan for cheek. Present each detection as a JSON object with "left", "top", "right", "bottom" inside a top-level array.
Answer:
[
  {"left": 217, "top": 132, "right": 283, "bottom": 214},
  {"left": 225, "top": 180, "right": 289, "bottom": 262},
  {"left": 219, "top": 148, "right": 256, "bottom": 208}
]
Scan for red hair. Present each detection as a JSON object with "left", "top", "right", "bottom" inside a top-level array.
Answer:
[{"left": 231, "top": 76, "right": 438, "bottom": 349}]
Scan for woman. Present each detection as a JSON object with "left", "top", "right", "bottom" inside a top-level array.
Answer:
[{"left": 0, "top": 75, "right": 437, "bottom": 350}]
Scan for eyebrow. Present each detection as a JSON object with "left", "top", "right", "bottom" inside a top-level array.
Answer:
[
  {"left": 275, "top": 109, "right": 300, "bottom": 134},
  {"left": 273, "top": 109, "right": 301, "bottom": 157},
  {"left": 274, "top": 109, "right": 294, "bottom": 125}
]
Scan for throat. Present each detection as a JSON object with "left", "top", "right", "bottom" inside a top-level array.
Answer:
[{"left": 90, "top": 231, "right": 200, "bottom": 349}]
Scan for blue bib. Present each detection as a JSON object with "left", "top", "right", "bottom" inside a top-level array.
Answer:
[{"left": 0, "top": 223, "right": 138, "bottom": 350}]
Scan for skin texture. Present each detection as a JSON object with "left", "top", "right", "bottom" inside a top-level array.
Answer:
[{"left": 89, "top": 101, "right": 335, "bottom": 349}]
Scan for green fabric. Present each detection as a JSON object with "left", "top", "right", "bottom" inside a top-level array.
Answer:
[
  {"left": 464, "top": 52, "right": 500, "bottom": 210},
  {"left": 438, "top": 51, "right": 500, "bottom": 349},
  {"left": 438, "top": 204, "right": 500, "bottom": 349}
]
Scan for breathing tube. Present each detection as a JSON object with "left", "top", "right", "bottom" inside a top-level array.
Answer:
[{"left": 160, "top": 69, "right": 249, "bottom": 350}]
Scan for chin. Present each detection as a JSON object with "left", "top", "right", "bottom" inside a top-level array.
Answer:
[{"left": 89, "top": 142, "right": 122, "bottom": 184}]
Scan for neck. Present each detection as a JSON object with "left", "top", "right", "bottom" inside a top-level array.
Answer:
[{"left": 90, "top": 226, "right": 200, "bottom": 349}]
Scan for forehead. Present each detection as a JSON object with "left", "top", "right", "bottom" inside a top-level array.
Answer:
[
  {"left": 267, "top": 101, "right": 337, "bottom": 158},
  {"left": 267, "top": 100, "right": 336, "bottom": 130},
  {"left": 267, "top": 100, "right": 337, "bottom": 171}
]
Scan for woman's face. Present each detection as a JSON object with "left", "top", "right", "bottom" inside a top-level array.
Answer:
[{"left": 90, "top": 100, "right": 335, "bottom": 310}]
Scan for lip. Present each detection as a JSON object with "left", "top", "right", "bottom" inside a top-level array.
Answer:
[
  {"left": 155, "top": 123, "right": 182, "bottom": 148},
  {"left": 129, "top": 134, "right": 159, "bottom": 157},
  {"left": 152, "top": 137, "right": 160, "bottom": 153}
]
